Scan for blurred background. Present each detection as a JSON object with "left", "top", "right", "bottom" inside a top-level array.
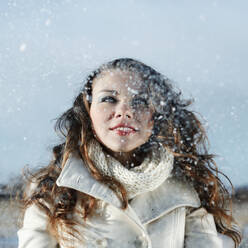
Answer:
[{"left": 0, "top": 0, "right": 247, "bottom": 247}]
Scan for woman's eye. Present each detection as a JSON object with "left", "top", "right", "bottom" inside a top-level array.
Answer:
[
  {"left": 132, "top": 98, "right": 149, "bottom": 107},
  {"left": 101, "top": 96, "right": 116, "bottom": 103}
]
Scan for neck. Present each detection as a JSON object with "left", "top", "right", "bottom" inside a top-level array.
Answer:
[{"left": 103, "top": 147, "right": 144, "bottom": 169}]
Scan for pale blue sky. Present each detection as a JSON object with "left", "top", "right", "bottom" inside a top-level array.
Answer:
[{"left": 0, "top": 0, "right": 247, "bottom": 186}]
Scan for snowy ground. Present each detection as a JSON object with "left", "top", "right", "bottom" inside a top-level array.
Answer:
[{"left": 0, "top": 199, "right": 19, "bottom": 248}]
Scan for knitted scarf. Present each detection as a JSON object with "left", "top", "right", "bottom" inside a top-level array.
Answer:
[{"left": 88, "top": 140, "right": 174, "bottom": 199}]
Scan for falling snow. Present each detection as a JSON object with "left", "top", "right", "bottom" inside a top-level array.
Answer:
[{"left": 19, "top": 43, "right": 26, "bottom": 52}]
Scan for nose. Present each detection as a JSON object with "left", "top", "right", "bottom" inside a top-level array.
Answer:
[{"left": 115, "top": 101, "right": 133, "bottom": 119}]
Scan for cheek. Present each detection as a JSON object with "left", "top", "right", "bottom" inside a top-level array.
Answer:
[
  {"left": 138, "top": 110, "right": 154, "bottom": 125},
  {"left": 90, "top": 105, "right": 112, "bottom": 126},
  {"left": 147, "top": 119, "right": 154, "bottom": 129}
]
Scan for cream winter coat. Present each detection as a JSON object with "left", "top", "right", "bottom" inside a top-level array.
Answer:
[{"left": 18, "top": 154, "right": 235, "bottom": 248}]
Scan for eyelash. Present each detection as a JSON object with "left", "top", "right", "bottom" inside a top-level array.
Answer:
[
  {"left": 101, "top": 96, "right": 116, "bottom": 103},
  {"left": 101, "top": 96, "right": 148, "bottom": 107}
]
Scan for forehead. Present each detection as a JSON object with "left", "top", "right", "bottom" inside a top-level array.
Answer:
[{"left": 92, "top": 69, "right": 146, "bottom": 94}]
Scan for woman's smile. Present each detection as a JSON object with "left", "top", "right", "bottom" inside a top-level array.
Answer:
[
  {"left": 112, "top": 127, "right": 137, "bottom": 136},
  {"left": 110, "top": 122, "right": 138, "bottom": 136}
]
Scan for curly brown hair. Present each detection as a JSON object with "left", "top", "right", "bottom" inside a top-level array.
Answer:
[{"left": 21, "top": 58, "right": 241, "bottom": 246}]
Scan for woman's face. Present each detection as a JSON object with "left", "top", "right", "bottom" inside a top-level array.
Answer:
[{"left": 90, "top": 69, "right": 154, "bottom": 153}]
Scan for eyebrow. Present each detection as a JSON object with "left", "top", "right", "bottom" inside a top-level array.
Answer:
[
  {"left": 97, "top": 89, "right": 148, "bottom": 96},
  {"left": 97, "top": 89, "right": 119, "bottom": 95}
]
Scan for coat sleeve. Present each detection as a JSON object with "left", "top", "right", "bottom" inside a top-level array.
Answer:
[
  {"left": 18, "top": 204, "right": 58, "bottom": 248},
  {"left": 185, "top": 207, "right": 235, "bottom": 248}
]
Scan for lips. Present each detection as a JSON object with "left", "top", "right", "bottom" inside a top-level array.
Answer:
[{"left": 110, "top": 123, "right": 138, "bottom": 136}]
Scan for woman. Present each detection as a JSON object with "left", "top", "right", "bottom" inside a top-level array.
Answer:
[{"left": 18, "top": 58, "right": 241, "bottom": 247}]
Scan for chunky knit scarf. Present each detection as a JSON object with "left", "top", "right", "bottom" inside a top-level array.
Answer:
[{"left": 88, "top": 140, "right": 174, "bottom": 199}]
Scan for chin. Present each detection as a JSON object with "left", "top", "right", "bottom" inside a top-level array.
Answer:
[
  {"left": 110, "top": 147, "right": 133, "bottom": 153},
  {"left": 108, "top": 143, "right": 137, "bottom": 153}
]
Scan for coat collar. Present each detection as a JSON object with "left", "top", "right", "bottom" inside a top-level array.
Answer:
[
  {"left": 129, "top": 176, "right": 200, "bottom": 224},
  {"left": 56, "top": 153, "right": 123, "bottom": 208},
  {"left": 56, "top": 154, "right": 200, "bottom": 224}
]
